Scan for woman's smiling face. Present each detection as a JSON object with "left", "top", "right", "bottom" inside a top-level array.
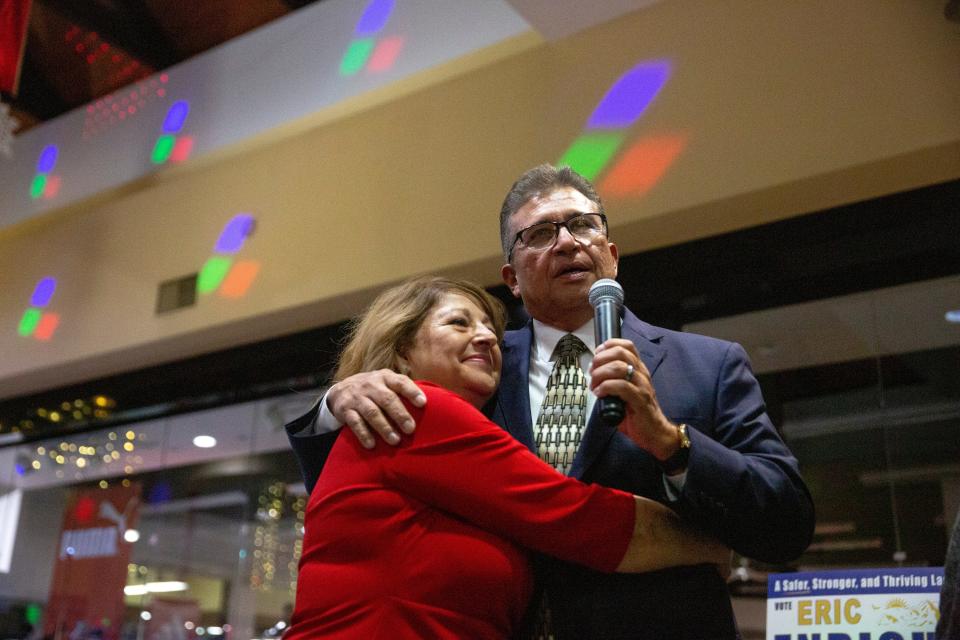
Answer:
[{"left": 400, "top": 293, "right": 502, "bottom": 408}]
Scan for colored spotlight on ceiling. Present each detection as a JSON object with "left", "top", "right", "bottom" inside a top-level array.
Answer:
[
  {"left": 18, "top": 309, "right": 42, "bottom": 337},
  {"left": 43, "top": 176, "right": 62, "bottom": 199},
  {"left": 170, "top": 136, "right": 195, "bottom": 163},
  {"left": 151, "top": 100, "right": 194, "bottom": 166},
  {"left": 34, "top": 313, "right": 61, "bottom": 341},
  {"left": 197, "top": 256, "right": 233, "bottom": 294},
  {"left": 30, "top": 145, "right": 61, "bottom": 200},
  {"left": 151, "top": 134, "right": 175, "bottom": 164},
  {"left": 587, "top": 60, "right": 671, "bottom": 130},
  {"left": 599, "top": 134, "right": 687, "bottom": 198},
  {"left": 355, "top": 0, "right": 395, "bottom": 36},
  {"left": 30, "top": 174, "right": 48, "bottom": 199},
  {"left": 340, "top": 39, "right": 375, "bottom": 76},
  {"left": 18, "top": 277, "right": 62, "bottom": 341},
  {"left": 555, "top": 57, "right": 682, "bottom": 197},
  {"left": 340, "top": 0, "right": 402, "bottom": 77},
  {"left": 368, "top": 36, "right": 405, "bottom": 73},
  {"left": 162, "top": 100, "right": 190, "bottom": 133},
  {"left": 557, "top": 133, "right": 624, "bottom": 181},
  {"left": 196, "top": 214, "right": 261, "bottom": 300},
  {"left": 946, "top": 310, "right": 960, "bottom": 323},
  {"left": 219, "top": 261, "right": 260, "bottom": 298},
  {"left": 37, "top": 145, "right": 59, "bottom": 173},
  {"left": 215, "top": 214, "right": 256, "bottom": 253},
  {"left": 31, "top": 277, "right": 57, "bottom": 307}
]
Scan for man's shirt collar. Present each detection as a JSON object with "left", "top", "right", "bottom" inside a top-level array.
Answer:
[{"left": 532, "top": 318, "right": 595, "bottom": 361}]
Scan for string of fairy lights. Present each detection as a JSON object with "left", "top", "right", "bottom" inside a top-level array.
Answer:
[
  {"left": 17, "top": 422, "right": 146, "bottom": 482},
  {"left": 3, "top": 393, "right": 117, "bottom": 439},
  {"left": 249, "top": 481, "right": 306, "bottom": 599},
  {"left": 9, "top": 394, "right": 152, "bottom": 482}
]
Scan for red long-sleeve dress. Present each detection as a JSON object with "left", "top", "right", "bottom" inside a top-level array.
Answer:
[{"left": 286, "top": 382, "right": 636, "bottom": 639}]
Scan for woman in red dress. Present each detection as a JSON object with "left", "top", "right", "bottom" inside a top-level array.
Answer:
[{"left": 286, "top": 277, "right": 726, "bottom": 639}]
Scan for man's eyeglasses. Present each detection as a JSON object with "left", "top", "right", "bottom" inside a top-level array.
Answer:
[{"left": 508, "top": 212, "right": 608, "bottom": 262}]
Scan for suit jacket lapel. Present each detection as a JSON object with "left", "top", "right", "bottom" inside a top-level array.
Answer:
[
  {"left": 490, "top": 323, "right": 536, "bottom": 452},
  {"left": 570, "top": 308, "right": 666, "bottom": 479},
  {"left": 624, "top": 309, "right": 666, "bottom": 378}
]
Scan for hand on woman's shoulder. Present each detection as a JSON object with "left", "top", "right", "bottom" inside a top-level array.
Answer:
[{"left": 404, "top": 381, "right": 500, "bottom": 441}]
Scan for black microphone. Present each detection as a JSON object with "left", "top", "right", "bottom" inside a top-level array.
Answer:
[{"left": 588, "top": 278, "right": 625, "bottom": 426}]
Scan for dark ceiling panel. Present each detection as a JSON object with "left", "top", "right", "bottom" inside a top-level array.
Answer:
[
  {"left": 143, "top": 0, "right": 290, "bottom": 58},
  {"left": 42, "top": 0, "right": 181, "bottom": 69},
  {"left": 5, "top": 0, "right": 324, "bottom": 130}
]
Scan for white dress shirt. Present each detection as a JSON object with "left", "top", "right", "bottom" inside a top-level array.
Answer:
[{"left": 527, "top": 318, "right": 598, "bottom": 426}]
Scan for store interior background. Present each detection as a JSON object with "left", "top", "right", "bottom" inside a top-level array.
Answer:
[{"left": 0, "top": 1, "right": 958, "bottom": 638}]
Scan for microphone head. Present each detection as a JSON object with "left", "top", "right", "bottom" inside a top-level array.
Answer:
[{"left": 588, "top": 278, "right": 624, "bottom": 307}]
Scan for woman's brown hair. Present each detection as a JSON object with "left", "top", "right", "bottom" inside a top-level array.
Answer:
[{"left": 333, "top": 276, "right": 506, "bottom": 383}]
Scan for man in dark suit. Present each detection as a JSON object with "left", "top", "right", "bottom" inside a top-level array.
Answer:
[{"left": 288, "top": 164, "right": 814, "bottom": 639}]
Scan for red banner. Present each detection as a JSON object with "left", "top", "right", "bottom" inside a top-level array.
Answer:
[
  {"left": 0, "top": 0, "right": 33, "bottom": 95},
  {"left": 43, "top": 483, "right": 142, "bottom": 640}
]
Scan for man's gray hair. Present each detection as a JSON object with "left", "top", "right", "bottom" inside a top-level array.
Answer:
[{"left": 498, "top": 163, "right": 605, "bottom": 261}]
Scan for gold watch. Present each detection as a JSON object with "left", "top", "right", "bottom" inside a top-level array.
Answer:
[{"left": 660, "top": 423, "right": 691, "bottom": 473}]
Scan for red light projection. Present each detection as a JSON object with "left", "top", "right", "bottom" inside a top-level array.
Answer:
[
  {"left": 556, "top": 58, "right": 688, "bottom": 202},
  {"left": 340, "top": 0, "right": 404, "bottom": 76},
  {"left": 169, "top": 135, "right": 194, "bottom": 164},
  {"left": 42, "top": 175, "right": 62, "bottom": 199},
  {"left": 219, "top": 261, "right": 261, "bottom": 298},
  {"left": 196, "top": 215, "right": 260, "bottom": 299},
  {"left": 599, "top": 134, "right": 688, "bottom": 199},
  {"left": 33, "top": 313, "right": 61, "bottom": 341},
  {"left": 368, "top": 36, "right": 405, "bottom": 73}
]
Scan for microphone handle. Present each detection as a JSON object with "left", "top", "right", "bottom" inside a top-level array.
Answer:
[
  {"left": 599, "top": 396, "right": 625, "bottom": 425},
  {"left": 594, "top": 299, "right": 625, "bottom": 425}
]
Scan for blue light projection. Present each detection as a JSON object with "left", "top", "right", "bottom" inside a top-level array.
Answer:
[
  {"left": 355, "top": 0, "right": 396, "bottom": 36},
  {"left": 30, "top": 277, "right": 57, "bottom": 307},
  {"left": 340, "top": 0, "right": 403, "bottom": 76},
  {"left": 215, "top": 214, "right": 256, "bottom": 254},
  {"left": 37, "top": 145, "right": 59, "bottom": 173},
  {"left": 586, "top": 60, "right": 671, "bottom": 130},
  {"left": 557, "top": 58, "right": 687, "bottom": 198},
  {"left": 162, "top": 100, "right": 190, "bottom": 134}
]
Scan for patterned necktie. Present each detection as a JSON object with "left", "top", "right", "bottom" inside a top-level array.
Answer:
[
  {"left": 530, "top": 334, "right": 589, "bottom": 640},
  {"left": 534, "top": 333, "right": 588, "bottom": 476}
]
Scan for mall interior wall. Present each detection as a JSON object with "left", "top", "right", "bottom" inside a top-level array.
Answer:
[{"left": 1, "top": 0, "right": 958, "bottom": 403}]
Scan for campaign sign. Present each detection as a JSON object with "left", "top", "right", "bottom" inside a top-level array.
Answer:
[{"left": 767, "top": 567, "right": 943, "bottom": 640}]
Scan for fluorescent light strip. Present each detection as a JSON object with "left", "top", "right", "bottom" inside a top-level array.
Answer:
[
  {"left": 124, "top": 581, "right": 189, "bottom": 596},
  {"left": 0, "top": 490, "right": 23, "bottom": 573}
]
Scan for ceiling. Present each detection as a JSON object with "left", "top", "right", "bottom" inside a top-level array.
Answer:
[
  {"left": 6, "top": 0, "right": 322, "bottom": 132},
  {"left": 4, "top": 0, "right": 671, "bottom": 132}
]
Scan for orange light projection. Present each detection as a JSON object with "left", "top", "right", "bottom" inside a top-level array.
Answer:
[
  {"left": 219, "top": 261, "right": 261, "bottom": 298},
  {"left": 599, "top": 134, "right": 688, "bottom": 198}
]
